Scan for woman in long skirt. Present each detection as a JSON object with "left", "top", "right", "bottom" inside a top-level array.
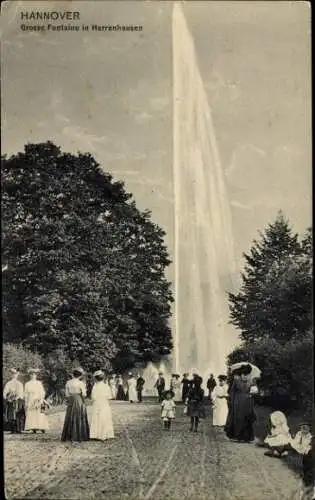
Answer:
[
  {"left": 224, "top": 365, "right": 256, "bottom": 442},
  {"left": 24, "top": 368, "right": 49, "bottom": 433},
  {"left": 61, "top": 368, "right": 89, "bottom": 442},
  {"left": 116, "top": 375, "right": 125, "bottom": 401},
  {"left": 212, "top": 375, "right": 229, "bottom": 427},
  {"left": 90, "top": 371, "right": 114, "bottom": 440},
  {"left": 127, "top": 373, "right": 137, "bottom": 403}
]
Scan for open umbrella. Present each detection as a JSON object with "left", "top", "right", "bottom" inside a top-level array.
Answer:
[{"left": 230, "top": 362, "right": 261, "bottom": 379}]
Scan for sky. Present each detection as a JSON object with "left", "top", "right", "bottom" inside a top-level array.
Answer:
[{"left": 1, "top": 0, "right": 312, "bottom": 287}]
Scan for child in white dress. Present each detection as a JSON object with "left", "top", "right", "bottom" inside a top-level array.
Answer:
[
  {"left": 212, "top": 375, "right": 228, "bottom": 427},
  {"left": 161, "top": 390, "right": 176, "bottom": 430},
  {"left": 90, "top": 371, "right": 114, "bottom": 441},
  {"left": 264, "top": 411, "right": 291, "bottom": 457}
]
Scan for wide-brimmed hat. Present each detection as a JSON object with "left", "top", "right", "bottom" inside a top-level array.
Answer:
[
  {"left": 28, "top": 368, "right": 40, "bottom": 374},
  {"left": 9, "top": 368, "right": 18, "bottom": 374},
  {"left": 128, "top": 372, "right": 133, "bottom": 376},
  {"left": 72, "top": 367, "right": 84, "bottom": 375},
  {"left": 93, "top": 370, "right": 104, "bottom": 378}
]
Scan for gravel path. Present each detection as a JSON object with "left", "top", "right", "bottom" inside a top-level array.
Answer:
[{"left": 4, "top": 401, "right": 301, "bottom": 500}]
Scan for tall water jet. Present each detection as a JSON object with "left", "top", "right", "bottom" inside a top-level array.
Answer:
[{"left": 172, "top": 3, "right": 238, "bottom": 377}]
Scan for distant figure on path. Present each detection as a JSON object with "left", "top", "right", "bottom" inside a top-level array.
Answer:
[
  {"left": 170, "top": 374, "right": 181, "bottom": 402},
  {"left": 127, "top": 373, "right": 137, "bottom": 403},
  {"left": 116, "top": 374, "right": 125, "bottom": 401},
  {"left": 186, "top": 375, "right": 205, "bottom": 432},
  {"left": 90, "top": 371, "right": 114, "bottom": 441},
  {"left": 61, "top": 368, "right": 89, "bottom": 442},
  {"left": 206, "top": 374, "right": 217, "bottom": 402},
  {"left": 109, "top": 375, "right": 117, "bottom": 400},
  {"left": 24, "top": 368, "right": 49, "bottom": 434},
  {"left": 3, "top": 368, "right": 25, "bottom": 433},
  {"left": 181, "top": 373, "right": 191, "bottom": 403},
  {"left": 224, "top": 365, "right": 256, "bottom": 442},
  {"left": 161, "top": 390, "right": 176, "bottom": 430},
  {"left": 154, "top": 372, "right": 166, "bottom": 402},
  {"left": 212, "top": 375, "right": 228, "bottom": 427},
  {"left": 136, "top": 374, "right": 145, "bottom": 402}
]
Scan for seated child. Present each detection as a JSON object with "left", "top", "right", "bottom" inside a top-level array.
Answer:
[
  {"left": 264, "top": 411, "right": 291, "bottom": 457},
  {"left": 161, "top": 390, "right": 176, "bottom": 430},
  {"left": 290, "top": 422, "right": 314, "bottom": 497}
]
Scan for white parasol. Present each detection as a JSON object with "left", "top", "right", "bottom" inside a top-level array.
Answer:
[{"left": 230, "top": 362, "right": 261, "bottom": 379}]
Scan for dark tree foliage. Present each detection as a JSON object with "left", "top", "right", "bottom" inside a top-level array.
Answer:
[
  {"left": 227, "top": 213, "right": 313, "bottom": 413},
  {"left": 2, "top": 142, "right": 173, "bottom": 372},
  {"left": 228, "top": 213, "right": 312, "bottom": 344}
]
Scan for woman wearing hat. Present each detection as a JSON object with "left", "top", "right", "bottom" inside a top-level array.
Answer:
[
  {"left": 24, "top": 368, "right": 49, "bottom": 433},
  {"left": 127, "top": 373, "right": 137, "bottom": 403},
  {"left": 224, "top": 364, "right": 256, "bottom": 442},
  {"left": 61, "top": 368, "right": 89, "bottom": 442},
  {"left": 90, "top": 371, "right": 114, "bottom": 441},
  {"left": 3, "top": 368, "right": 25, "bottom": 433},
  {"left": 212, "top": 375, "right": 228, "bottom": 427}
]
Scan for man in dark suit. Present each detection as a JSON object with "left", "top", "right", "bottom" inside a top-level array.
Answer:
[
  {"left": 206, "top": 374, "right": 217, "bottom": 402},
  {"left": 181, "top": 373, "right": 191, "bottom": 403},
  {"left": 136, "top": 374, "right": 145, "bottom": 403},
  {"left": 154, "top": 372, "right": 165, "bottom": 402}
]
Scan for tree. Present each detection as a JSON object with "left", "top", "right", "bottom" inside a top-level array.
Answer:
[
  {"left": 227, "top": 214, "right": 313, "bottom": 414},
  {"left": 228, "top": 212, "right": 311, "bottom": 344},
  {"left": 2, "top": 142, "right": 173, "bottom": 371}
]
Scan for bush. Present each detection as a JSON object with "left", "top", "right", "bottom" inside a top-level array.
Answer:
[
  {"left": 227, "top": 331, "right": 313, "bottom": 415},
  {"left": 3, "top": 343, "right": 44, "bottom": 386}
]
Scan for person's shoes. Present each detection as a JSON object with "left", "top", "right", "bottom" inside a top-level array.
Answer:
[
  {"left": 190, "top": 427, "right": 193, "bottom": 432},
  {"left": 194, "top": 428, "right": 198, "bottom": 432}
]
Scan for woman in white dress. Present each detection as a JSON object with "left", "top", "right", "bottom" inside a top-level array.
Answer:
[
  {"left": 212, "top": 375, "right": 228, "bottom": 427},
  {"left": 90, "top": 371, "right": 114, "bottom": 441},
  {"left": 24, "top": 368, "right": 49, "bottom": 433},
  {"left": 127, "top": 373, "right": 137, "bottom": 403},
  {"left": 109, "top": 375, "right": 117, "bottom": 400},
  {"left": 170, "top": 374, "right": 181, "bottom": 402}
]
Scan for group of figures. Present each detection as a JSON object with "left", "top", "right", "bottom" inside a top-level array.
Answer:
[
  {"left": 158, "top": 372, "right": 230, "bottom": 432},
  {"left": 3, "top": 368, "right": 49, "bottom": 434},
  {"left": 107, "top": 373, "right": 145, "bottom": 403}
]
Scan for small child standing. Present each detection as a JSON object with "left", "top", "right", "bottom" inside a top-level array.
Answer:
[
  {"left": 290, "top": 422, "right": 314, "bottom": 499},
  {"left": 161, "top": 390, "right": 176, "bottom": 430},
  {"left": 264, "top": 411, "right": 291, "bottom": 457}
]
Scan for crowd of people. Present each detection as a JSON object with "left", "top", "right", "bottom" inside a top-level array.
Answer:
[{"left": 3, "top": 364, "right": 314, "bottom": 497}]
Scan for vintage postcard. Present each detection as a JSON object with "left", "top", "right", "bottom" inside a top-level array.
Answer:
[{"left": 1, "top": 1, "right": 312, "bottom": 499}]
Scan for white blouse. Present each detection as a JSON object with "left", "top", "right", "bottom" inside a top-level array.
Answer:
[{"left": 65, "top": 378, "right": 87, "bottom": 397}]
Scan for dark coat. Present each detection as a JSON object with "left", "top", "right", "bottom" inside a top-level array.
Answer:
[
  {"left": 224, "top": 378, "right": 256, "bottom": 442},
  {"left": 187, "top": 386, "right": 206, "bottom": 418}
]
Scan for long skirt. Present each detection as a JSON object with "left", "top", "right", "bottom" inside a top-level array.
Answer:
[
  {"left": 116, "top": 385, "right": 125, "bottom": 401},
  {"left": 25, "top": 407, "right": 49, "bottom": 431},
  {"left": 213, "top": 398, "right": 228, "bottom": 426},
  {"left": 4, "top": 400, "right": 25, "bottom": 433},
  {"left": 224, "top": 396, "right": 255, "bottom": 442},
  {"left": 90, "top": 401, "right": 114, "bottom": 440},
  {"left": 61, "top": 395, "right": 89, "bottom": 442}
]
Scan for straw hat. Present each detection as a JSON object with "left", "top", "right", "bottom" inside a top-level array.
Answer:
[
  {"left": 93, "top": 370, "right": 104, "bottom": 378},
  {"left": 28, "top": 368, "right": 40, "bottom": 374},
  {"left": 9, "top": 368, "right": 18, "bottom": 375},
  {"left": 72, "top": 367, "right": 84, "bottom": 375}
]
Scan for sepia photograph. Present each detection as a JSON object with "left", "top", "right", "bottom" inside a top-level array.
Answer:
[{"left": 1, "top": 1, "right": 313, "bottom": 499}]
